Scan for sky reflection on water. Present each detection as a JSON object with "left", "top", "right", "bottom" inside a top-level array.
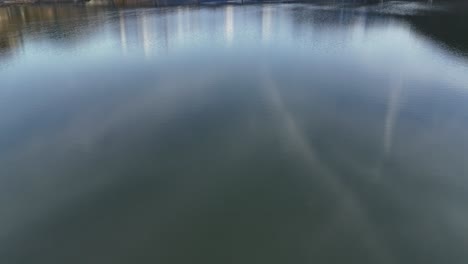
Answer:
[{"left": 0, "top": 3, "right": 468, "bottom": 264}]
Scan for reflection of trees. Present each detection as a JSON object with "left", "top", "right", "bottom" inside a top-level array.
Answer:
[
  {"left": 287, "top": 3, "right": 468, "bottom": 57},
  {"left": 406, "top": 12, "right": 468, "bottom": 56},
  {"left": 110, "top": 0, "right": 198, "bottom": 7},
  {"left": 0, "top": 5, "right": 110, "bottom": 57},
  {"left": 0, "top": 7, "right": 24, "bottom": 57},
  {"left": 1, "top": 2, "right": 467, "bottom": 59}
]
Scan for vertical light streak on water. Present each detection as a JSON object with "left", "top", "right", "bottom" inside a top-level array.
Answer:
[
  {"left": 383, "top": 74, "right": 403, "bottom": 158},
  {"left": 141, "top": 11, "right": 152, "bottom": 58},
  {"left": 262, "top": 6, "right": 272, "bottom": 43},
  {"left": 119, "top": 11, "right": 128, "bottom": 55},
  {"left": 259, "top": 67, "right": 397, "bottom": 264},
  {"left": 225, "top": 6, "right": 234, "bottom": 46}
]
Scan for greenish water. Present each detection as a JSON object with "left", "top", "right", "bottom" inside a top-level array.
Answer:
[{"left": 0, "top": 2, "right": 468, "bottom": 264}]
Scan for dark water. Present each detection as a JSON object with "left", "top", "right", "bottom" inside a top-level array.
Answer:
[{"left": 1, "top": 2, "right": 468, "bottom": 264}]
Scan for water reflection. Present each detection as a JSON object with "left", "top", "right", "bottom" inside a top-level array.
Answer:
[
  {"left": 119, "top": 11, "right": 128, "bottom": 54},
  {"left": 1, "top": 3, "right": 468, "bottom": 264},
  {"left": 1, "top": 3, "right": 468, "bottom": 59},
  {"left": 225, "top": 6, "right": 233, "bottom": 44},
  {"left": 140, "top": 10, "right": 153, "bottom": 57},
  {"left": 262, "top": 5, "right": 272, "bottom": 42}
]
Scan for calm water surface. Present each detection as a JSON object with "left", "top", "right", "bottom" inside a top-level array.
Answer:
[{"left": 1, "top": 2, "right": 468, "bottom": 264}]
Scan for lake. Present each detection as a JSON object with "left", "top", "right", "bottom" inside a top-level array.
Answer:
[{"left": 0, "top": 2, "right": 467, "bottom": 264}]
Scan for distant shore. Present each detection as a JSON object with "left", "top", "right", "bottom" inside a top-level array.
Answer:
[
  {"left": 0, "top": 0, "right": 100, "bottom": 6},
  {"left": 1, "top": 0, "right": 467, "bottom": 8},
  {"left": 0, "top": 0, "right": 89, "bottom": 5}
]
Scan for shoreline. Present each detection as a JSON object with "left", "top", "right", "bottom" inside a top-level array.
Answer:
[{"left": 1, "top": 0, "right": 467, "bottom": 9}]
